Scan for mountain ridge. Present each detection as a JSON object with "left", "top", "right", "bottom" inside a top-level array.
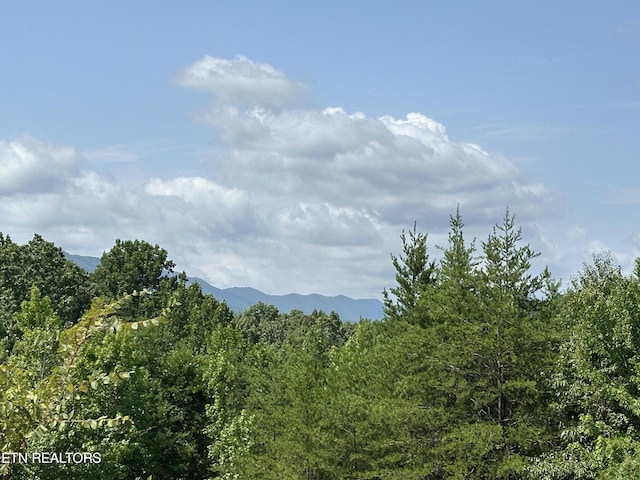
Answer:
[{"left": 64, "top": 253, "right": 383, "bottom": 321}]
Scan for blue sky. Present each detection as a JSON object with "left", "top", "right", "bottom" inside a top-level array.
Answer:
[{"left": 1, "top": 1, "right": 639, "bottom": 298}]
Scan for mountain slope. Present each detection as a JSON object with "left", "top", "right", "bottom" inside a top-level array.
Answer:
[{"left": 64, "top": 253, "right": 383, "bottom": 321}]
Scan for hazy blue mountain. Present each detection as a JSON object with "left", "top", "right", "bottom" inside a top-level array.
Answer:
[
  {"left": 64, "top": 253, "right": 383, "bottom": 321},
  {"left": 64, "top": 252, "right": 101, "bottom": 273},
  {"left": 192, "top": 282, "right": 383, "bottom": 321}
]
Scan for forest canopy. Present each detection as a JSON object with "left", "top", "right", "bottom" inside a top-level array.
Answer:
[{"left": 1, "top": 208, "right": 639, "bottom": 479}]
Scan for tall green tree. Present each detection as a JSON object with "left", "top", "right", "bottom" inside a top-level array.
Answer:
[
  {"left": 0, "top": 234, "right": 93, "bottom": 356},
  {"left": 11, "top": 287, "right": 61, "bottom": 382},
  {"left": 205, "top": 325, "right": 267, "bottom": 480},
  {"left": 458, "top": 209, "right": 560, "bottom": 476},
  {"left": 423, "top": 205, "right": 481, "bottom": 325},
  {"left": 382, "top": 222, "right": 436, "bottom": 324},
  {"left": 403, "top": 209, "right": 561, "bottom": 478},
  {"left": 91, "top": 239, "right": 175, "bottom": 299}
]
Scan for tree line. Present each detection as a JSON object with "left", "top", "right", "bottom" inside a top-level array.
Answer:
[{"left": 1, "top": 208, "right": 640, "bottom": 479}]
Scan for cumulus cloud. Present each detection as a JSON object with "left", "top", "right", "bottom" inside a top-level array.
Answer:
[
  {"left": 1, "top": 55, "right": 572, "bottom": 298},
  {"left": 176, "top": 55, "right": 306, "bottom": 108},
  {"left": 275, "top": 203, "right": 382, "bottom": 246},
  {"left": 0, "top": 137, "right": 83, "bottom": 195},
  {"left": 144, "top": 176, "right": 262, "bottom": 236},
  {"left": 202, "top": 105, "right": 559, "bottom": 227},
  {"left": 169, "top": 55, "right": 571, "bottom": 295},
  {"left": 174, "top": 56, "right": 556, "bottom": 229},
  {"left": 0, "top": 140, "right": 263, "bottom": 270}
]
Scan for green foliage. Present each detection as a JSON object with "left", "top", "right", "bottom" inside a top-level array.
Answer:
[
  {"left": 67, "top": 279, "right": 230, "bottom": 480},
  {"left": 382, "top": 209, "right": 563, "bottom": 478},
  {"left": 198, "top": 209, "right": 566, "bottom": 479},
  {"left": 422, "top": 205, "right": 482, "bottom": 326},
  {"left": 91, "top": 239, "right": 175, "bottom": 299},
  {"left": 530, "top": 253, "right": 640, "bottom": 479},
  {"left": 11, "top": 221, "right": 640, "bottom": 479},
  {"left": 0, "top": 291, "right": 163, "bottom": 478},
  {"left": 0, "top": 233, "right": 93, "bottom": 356},
  {"left": 206, "top": 308, "right": 354, "bottom": 479},
  {"left": 11, "top": 287, "right": 62, "bottom": 382},
  {"left": 233, "top": 303, "right": 350, "bottom": 349},
  {"left": 205, "top": 325, "right": 256, "bottom": 479},
  {"left": 383, "top": 222, "right": 436, "bottom": 323},
  {"left": 233, "top": 302, "right": 282, "bottom": 344},
  {"left": 323, "top": 319, "right": 434, "bottom": 478}
]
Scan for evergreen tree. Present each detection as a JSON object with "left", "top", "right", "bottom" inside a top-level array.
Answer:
[
  {"left": 409, "top": 209, "right": 561, "bottom": 477},
  {"left": 382, "top": 222, "right": 435, "bottom": 324},
  {"left": 462, "top": 208, "right": 560, "bottom": 475},
  {"left": 424, "top": 205, "right": 481, "bottom": 325}
]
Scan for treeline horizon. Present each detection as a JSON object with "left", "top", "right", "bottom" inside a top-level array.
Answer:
[{"left": 1, "top": 207, "right": 640, "bottom": 479}]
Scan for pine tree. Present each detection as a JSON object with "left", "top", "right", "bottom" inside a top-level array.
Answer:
[
  {"left": 413, "top": 208, "right": 561, "bottom": 478},
  {"left": 425, "top": 205, "right": 480, "bottom": 325},
  {"left": 382, "top": 222, "right": 435, "bottom": 324}
]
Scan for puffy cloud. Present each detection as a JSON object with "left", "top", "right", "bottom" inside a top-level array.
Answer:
[
  {"left": 144, "top": 176, "right": 262, "bottom": 237},
  {"left": 146, "top": 176, "right": 247, "bottom": 208},
  {"left": 204, "top": 105, "right": 559, "bottom": 227},
  {"left": 0, "top": 137, "right": 83, "bottom": 195},
  {"left": 0, "top": 139, "right": 264, "bottom": 270},
  {"left": 176, "top": 55, "right": 306, "bottom": 108},
  {"left": 1, "top": 56, "right": 574, "bottom": 299},
  {"left": 0, "top": 171, "right": 138, "bottom": 232},
  {"left": 175, "top": 56, "right": 559, "bottom": 230},
  {"left": 275, "top": 203, "right": 382, "bottom": 246}
]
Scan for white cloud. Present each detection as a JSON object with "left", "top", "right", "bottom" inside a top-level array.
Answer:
[
  {"left": 144, "top": 176, "right": 261, "bottom": 237},
  {"left": 0, "top": 140, "right": 264, "bottom": 274},
  {"left": 146, "top": 176, "right": 247, "bottom": 208},
  {"left": 176, "top": 55, "right": 306, "bottom": 108},
  {"left": 169, "top": 55, "right": 571, "bottom": 295},
  {"left": 275, "top": 203, "right": 382, "bottom": 246},
  {"left": 0, "top": 171, "right": 138, "bottom": 231},
  {"left": 0, "top": 56, "right": 573, "bottom": 299},
  {"left": 0, "top": 137, "right": 83, "bottom": 194},
  {"left": 201, "top": 104, "right": 560, "bottom": 227}
]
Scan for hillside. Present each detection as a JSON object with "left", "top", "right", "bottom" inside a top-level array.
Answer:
[{"left": 64, "top": 253, "right": 384, "bottom": 321}]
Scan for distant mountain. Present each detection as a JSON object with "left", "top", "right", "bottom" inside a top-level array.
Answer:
[
  {"left": 64, "top": 252, "right": 101, "bottom": 273},
  {"left": 64, "top": 253, "right": 383, "bottom": 321},
  {"left": 190, "top": 281, "right": 383, "bottom": 321}
]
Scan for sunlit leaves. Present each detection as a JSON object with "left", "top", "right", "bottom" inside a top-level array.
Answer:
[
  {"left": 0, "top": 289, "right": 167, "bottom": 478},
  {"left": 532, "top": 253, "right": 640, "bottom": 478}
]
